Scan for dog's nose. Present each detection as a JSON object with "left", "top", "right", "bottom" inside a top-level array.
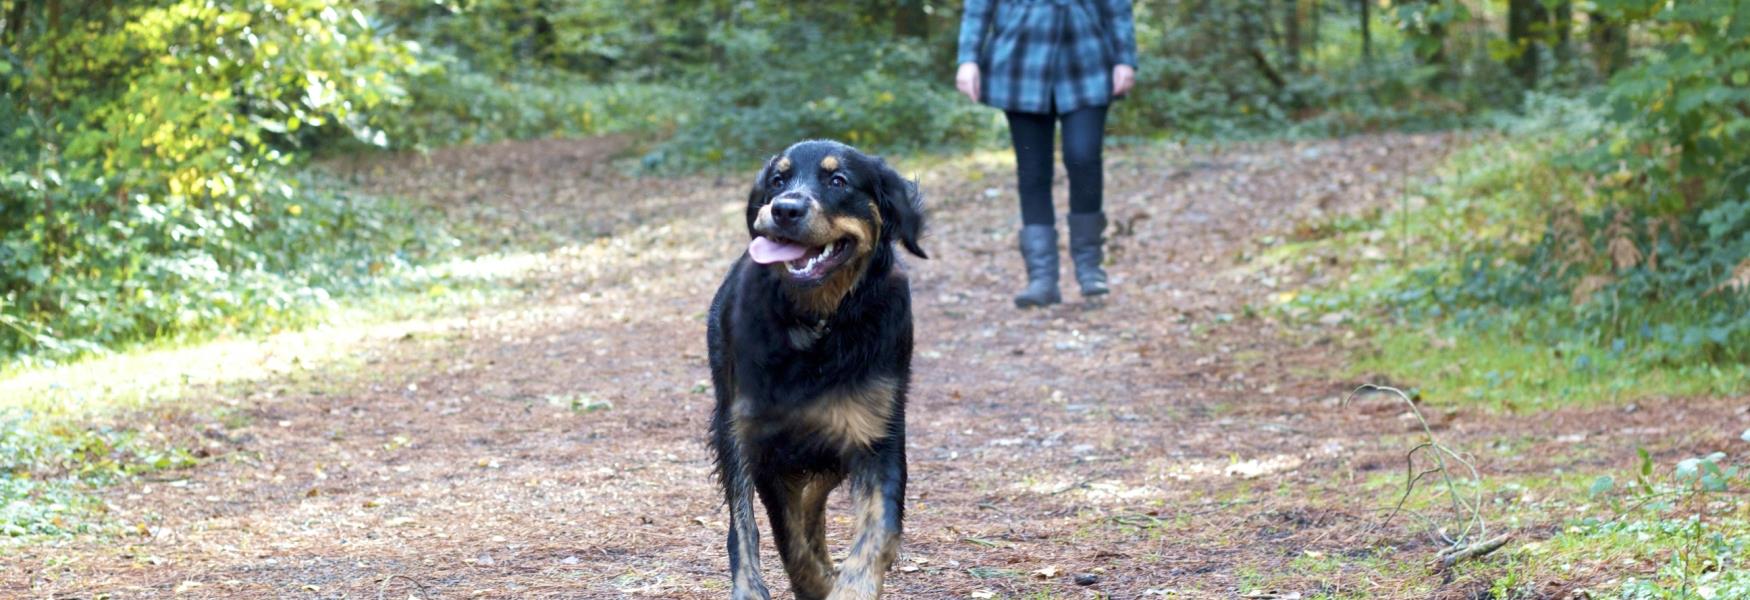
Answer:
[{"left": 771, "top": 197, "right": 808, "bottom": 227}]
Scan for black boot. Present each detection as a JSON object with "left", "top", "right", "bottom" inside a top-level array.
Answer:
[
  {"left": 1014, "top": 224, "right": 1062, "bottom": 308},
  {"left": 1067, "top": 212, "right": 1109, "bottom": 297}
]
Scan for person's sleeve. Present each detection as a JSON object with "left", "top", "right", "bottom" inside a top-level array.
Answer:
[
  {"left": 957, "top": 0, "right": 994, "bottom": 66},
  {"left": 1103, "top": 0, "right": 1138, "bottom": 67}
]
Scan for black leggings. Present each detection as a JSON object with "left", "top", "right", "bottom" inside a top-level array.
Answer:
[{"left": 1004, "top": 104, "right": 1109, "bottom": 226}]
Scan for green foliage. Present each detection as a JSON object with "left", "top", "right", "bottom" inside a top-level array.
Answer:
[
  {"left": 647, "top": 19, "right": 994, "bottom": 169},
  {"left": 1, "top": 408, "right": 195, "bottom": 537},
  {"left": 1583, "top": 0, "right": 1750, "bottom": 209},
  {"left": 375, "top": 57, "right": 696, "bottom": 149},
  {"left": 1282, "top": 92, "right": 1749, "bottom": 407},
  {"left": 1583, "top": 445, "right": 1750, "bottom": 599},
  {"left": 1, "top": 0, "right": 441, "bottom": 367},
  {"left": 1372, "top": 0, "right": 1750, "bottom": 382},
  {"left": 372, "top": 0, "right": 728, "bottom": 81}
]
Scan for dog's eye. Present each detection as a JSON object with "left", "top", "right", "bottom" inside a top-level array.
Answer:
[
  {"left": 828, "top": 174, "right": 848, "bottom": 188},
  {"left": 768, "top": 173, "right": 785, "bottom": 189}
]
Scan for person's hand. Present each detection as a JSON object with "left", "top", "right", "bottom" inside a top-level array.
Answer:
[
  {"left": 956, "top": 62, "right": 981, "bottom": 103},
  {"left": 1112, "top": 64, "right": 1135, "bottom": 97}
]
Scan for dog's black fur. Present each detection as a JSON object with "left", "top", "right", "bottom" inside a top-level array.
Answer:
[{"left": 707, "top": 140, "right": 926, "bottom": 600}]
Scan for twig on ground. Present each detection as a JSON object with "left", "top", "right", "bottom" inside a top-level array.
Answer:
[
  {"left": 378, "top": 573, "right": 432, "bottom": 600},
  {"left": 1345, "top": 383, "right": 1504, "bottom": 563},
  {"left": 1434, "top": 533, "right": 1513, "bottom": 570},
  {"left": 1047, "top": 478, "right": 1096, "bottom": 496}
]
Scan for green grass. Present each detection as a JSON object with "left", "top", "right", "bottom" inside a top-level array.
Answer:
[
  {"left": 1339, "top": 445, "right": 1750, "bottom": 599},
  {"left": 1266, "top": 100, "right": 1750, "bottom": 409},
  {"left": 1351, "top": 325, "right": 1748, "bottom": 410}
]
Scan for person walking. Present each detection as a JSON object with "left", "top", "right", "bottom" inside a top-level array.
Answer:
[{"left": 956, "top": 0, "right": 1137, "bottom": 307}]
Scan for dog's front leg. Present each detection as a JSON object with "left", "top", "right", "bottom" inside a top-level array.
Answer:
[
  {"left": 827, "top": 450, "right": 904, "bottom": 600},
  {"left": 721, "top": 436, "right": 772, "bottom": 600}
]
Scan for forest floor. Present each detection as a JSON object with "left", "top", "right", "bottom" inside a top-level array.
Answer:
[{"left": 5, "top": 134, "right": 1744, "bottom": 599}]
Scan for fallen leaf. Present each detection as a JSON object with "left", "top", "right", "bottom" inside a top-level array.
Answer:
[{"left": 1033, "top": 565, "right": 1059, "bottom": 578}]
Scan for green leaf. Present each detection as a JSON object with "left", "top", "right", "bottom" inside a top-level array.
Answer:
[
  {"left": 1588, "top": 475, "right": 1616, "bottom": 497},
  {"left": 1676, "top": 457, "right": 1701, "bottom": 480}
]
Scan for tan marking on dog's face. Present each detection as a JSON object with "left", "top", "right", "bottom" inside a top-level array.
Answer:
[
  {"left": 754, "top": 203, "right": 777, "bottom": 234},
  {"left": 784, "top": 206, "right": 879, "bottom": 316},
  {"left": 799, "top": 377, "right": 897, "bottom": 450},
  {"left": 821, "top": 155, "right": 840, "bottom": 171},
  {"left": 795, "top": 198, "right": 833, "bottom": 243},
  {"left": 828, "top": 215, "right": 877, "bottom": 256},
  {"left": 776, "top": 156, "right": 792, "bottom": 172}
]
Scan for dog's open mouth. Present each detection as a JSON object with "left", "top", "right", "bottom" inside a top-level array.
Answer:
[{"left": 749, "top": 236, "right": 851, "bottom": 281}]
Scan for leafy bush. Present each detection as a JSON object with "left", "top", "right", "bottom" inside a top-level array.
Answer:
[
  {"left": 1580, "top": 441, "right": 1750, "bottom": 599},
  {"left": 373, "top": 54, "right": 697, "bottom": 150},
  {"left": 1392, "top": 0, "right": 1750, "bottom": 371},
  {"left": 1284, "top": 91, "right": 1748, "bottom": 405},
  {"left": 1, "top": 0, "right": 436, "bottom": 367},
  {"left": 648, "top": 21, "right": 997, "bottom": 169},
  {"left": 1580, "top": 0, "right": 1750, "bottom": 210}
]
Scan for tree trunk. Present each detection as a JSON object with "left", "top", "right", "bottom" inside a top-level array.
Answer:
[
  {"left": 1424, "top": 0, "right": 1447, "bottom": 75},
  {"left": 1553, "top": 0, "right": 1573, "bottom": 69},
  {"left": 1284, "top": 0, "right": 1302, "bottom": 73},
  {"left": 893, "top": 0, "right": 927, "bottom": 40},
  {"left": 3, "top": 0, "right": 29, "bottom": 51},
  {"left": 1358, "top": 0, "right": 1371, "bottom": 64},
  {"left": 1507, "top": 0, "right": 1541, "bottom": 88},
  {"left": 1240, "top": 9, "right": 1288, "bottom": 92},
  {"left": 1589, "top": 10, "right": 1628, "bottom": 77}
]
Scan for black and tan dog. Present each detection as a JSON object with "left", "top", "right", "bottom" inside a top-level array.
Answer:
[{"left": 706, "top": 140, "right": 926, "bottom": 600}]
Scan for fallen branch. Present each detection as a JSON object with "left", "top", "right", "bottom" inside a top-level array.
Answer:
[
  {"left": 1434, "top": 533, "right": 1513, "bottom": 570},
  {"left": 1345, "top": 384, "right": 1505, "bottom": 563}
]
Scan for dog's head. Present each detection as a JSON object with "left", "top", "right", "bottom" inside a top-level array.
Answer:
[{"left": 744, "top": 140, "right": 926, "bottom": 308}]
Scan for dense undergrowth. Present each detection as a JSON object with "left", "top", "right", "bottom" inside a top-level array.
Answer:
[
  {"left": 1268, "top": 3, "right": 1750, "bottom": 594},
  {"left": 1282, "top": 92, "right": 1748, "bottom": 406}
]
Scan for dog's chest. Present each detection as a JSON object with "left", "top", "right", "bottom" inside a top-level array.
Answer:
[{"left": 736, "top": 377, "right": 898, "bottom": 452}]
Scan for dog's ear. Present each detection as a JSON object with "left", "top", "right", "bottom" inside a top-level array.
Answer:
[
  {"left": 746, "top": 155, "right": 777, "bottom": 236},
  {"left": 873, "top": 159, "right": 927, "bottom": 259}
]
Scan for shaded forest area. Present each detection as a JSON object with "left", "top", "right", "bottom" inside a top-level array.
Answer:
[{"left": 2, "top": 1, "right": 1745, "bottom": 368}]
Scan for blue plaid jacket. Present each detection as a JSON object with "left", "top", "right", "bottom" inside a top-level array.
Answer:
[{"left": 957, "top": 0, "right": 1138, "bottom": 114}]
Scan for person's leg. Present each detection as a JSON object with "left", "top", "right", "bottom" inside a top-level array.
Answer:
[
  {"left": 1003, "top": 109, "right": 1062, "bottom": 307},
  {"left": 1058, "top": 104, "right": 1111, "bottom": 296},
  {"left": 1058, "top": 104, "right": 1107, "bottom": 215},
  {"left": 1004, "top": 110, "right": 1056, "bottom": 226}
]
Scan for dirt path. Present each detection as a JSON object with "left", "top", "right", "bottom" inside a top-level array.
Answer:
[{"left": 8, "top": 134, "right": 1739, "bottom": 599}]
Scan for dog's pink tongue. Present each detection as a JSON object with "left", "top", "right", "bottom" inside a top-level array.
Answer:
[{"left": 749, "top": 236, "right": 808, "bottom": 265}]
